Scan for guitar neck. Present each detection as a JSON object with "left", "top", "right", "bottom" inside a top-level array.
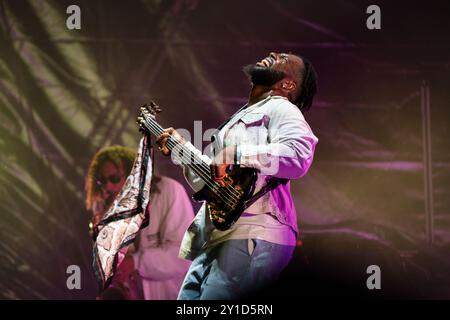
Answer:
[{"left": 143, "top": 116, "right": 211, "bottom": 179}]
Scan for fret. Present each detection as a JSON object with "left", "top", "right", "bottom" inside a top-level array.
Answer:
[{"left": 142, "top": 115, "right": 213, "bottom": 186}]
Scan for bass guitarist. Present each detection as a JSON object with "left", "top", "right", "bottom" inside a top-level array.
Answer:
[{"left": 155, "top": 52, "right": 319, "bottom": 299}]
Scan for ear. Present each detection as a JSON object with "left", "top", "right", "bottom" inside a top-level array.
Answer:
[{"left": 281, "top": 80, "right": 296, "bottom": 91}]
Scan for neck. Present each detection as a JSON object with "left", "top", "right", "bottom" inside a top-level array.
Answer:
[
  {"left": 248, "top": 84, "right": 288, "bottom": 106},
  {"left": 248, "top": 85, "right": 272, "bottom": 106}
]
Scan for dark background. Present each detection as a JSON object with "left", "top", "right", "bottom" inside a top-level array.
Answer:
[{"left": 0, "top": 0, "right": 449, "bottom": 299}]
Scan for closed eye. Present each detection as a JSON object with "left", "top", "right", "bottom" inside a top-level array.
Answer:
[{"left": 280, "top": 54, "right": 289, "bottom": 62}]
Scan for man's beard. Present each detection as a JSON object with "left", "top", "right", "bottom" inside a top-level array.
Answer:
[{"left": 243, "top": 64, "right": 286, "bottom": 87}]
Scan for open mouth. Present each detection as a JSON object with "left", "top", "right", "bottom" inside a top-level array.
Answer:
[{"left": 256, "top": 56, "right": 275, "bottom": 67}]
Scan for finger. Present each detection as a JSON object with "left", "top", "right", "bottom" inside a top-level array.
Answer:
[
  {"left": 156, "top": 132, "right": 170, "bottom": 144},
  {"left": 156, "top": 135, "right": 171, "bottom": 155},
  {"left": 210, "top": 164, "right": 225, "bottom": 179},
  {"left": 217, "top": 166, "right": 227, "bottom": 177},
  {"left": 158, "top": 142, "right": 171, "bottom": 156},
  {"left": 161, "top": 147, "right": 171, "bottom": 156},
  {"left": 214, "top": 178, "right": 226, "bottom": 187},
  {"left": 159, "top": 138, "right": 167, "bottom": 152},
  {"left": 210, "top": 164, "right": 216, "bottom": 181},
  {"left": 164, "top": 127, "right": 174, "bottom": 134}
]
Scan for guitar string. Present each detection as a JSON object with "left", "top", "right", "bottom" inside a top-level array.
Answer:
[
  {"left": 147, "top": 122, "right": 238, "bottom": 207},
  {"left": 166, "top": 139, "right": 239, "bottom": 206},
  {"left": 142, "top": 117, "right": 241, "bottom": 207},
  {"left": 142, "top": 117, "right": 240, "bottom": 205},
  {"left": 141, "top": 114, "right": 242, "bottom": 202}
]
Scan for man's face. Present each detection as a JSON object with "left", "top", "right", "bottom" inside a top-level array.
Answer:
[
  {"left": 243, "top": 52, "right": 304, "bottom": 87},
  {"left": 97, "top": 160, "right": 126, "bottom": 207},
  {"left": 256, "top": 52, "right": 303, "bottom": 78}
]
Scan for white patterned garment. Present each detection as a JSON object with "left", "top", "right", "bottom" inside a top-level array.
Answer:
[{"left": 93, "top": 136, "right": 152, "bottom": 292}]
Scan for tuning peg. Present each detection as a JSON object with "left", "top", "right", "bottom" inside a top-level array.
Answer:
[
  {"left": 137, "top": 116, "right": 145, "bottom": 126},
  {"left": 147, "top": 101, "right": 162, "bottom": 115}
]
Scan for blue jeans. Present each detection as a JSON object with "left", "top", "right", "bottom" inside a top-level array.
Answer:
[{"left": 177, "top": 239, "right": 295, "bottom": 300}]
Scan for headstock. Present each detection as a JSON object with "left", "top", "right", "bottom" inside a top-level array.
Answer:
[{"left": 137, "top": 101, "right": 162, "bottom": 133}]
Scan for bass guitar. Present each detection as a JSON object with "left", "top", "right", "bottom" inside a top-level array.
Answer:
[{"left": 137, "top": 102, "right": 259, "bottom": 231}]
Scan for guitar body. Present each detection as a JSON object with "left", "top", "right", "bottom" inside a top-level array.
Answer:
[{"left": 192, "top": 166, "right": 258, "bottom": 231}]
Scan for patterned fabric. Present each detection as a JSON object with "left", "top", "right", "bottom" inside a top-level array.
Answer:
[{"left": 92, "top": 136, "right": 152, "bottom": 292}]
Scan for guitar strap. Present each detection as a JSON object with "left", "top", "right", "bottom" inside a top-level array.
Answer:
[{"left": 242, "top": 177, "right": 288, "bottom": 211}]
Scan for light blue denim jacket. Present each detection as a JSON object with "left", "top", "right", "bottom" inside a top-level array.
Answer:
[{"left": 178, "top": 95, "right": 318, "bottom": 260}]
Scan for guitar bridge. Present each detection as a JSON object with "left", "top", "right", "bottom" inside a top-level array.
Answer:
[{"left": 208, "top": 177, "right": 245, "bottom": 226}]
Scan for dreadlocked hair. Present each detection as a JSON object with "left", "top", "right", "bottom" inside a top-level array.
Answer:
[{"left": 294, "top": 56, "right": 318, "bottom": 112}]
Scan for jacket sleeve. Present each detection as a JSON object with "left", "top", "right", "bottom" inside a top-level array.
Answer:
[
  {"left": 239, "top": 102, "right": 318, "bottom": 179},
  {"left": 132, "top": 180, "right": 195, "bottom": 280}
]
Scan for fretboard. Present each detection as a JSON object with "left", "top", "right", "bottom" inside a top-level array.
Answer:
[{"left": 142, "top": 115, "right": 214, "bottom": 186}]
